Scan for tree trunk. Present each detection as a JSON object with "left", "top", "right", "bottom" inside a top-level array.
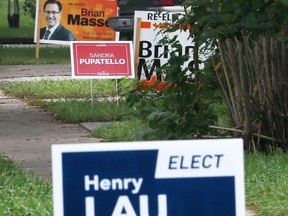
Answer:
[
  {"left": 13, "top": 0, "right": 20, "bottom": 28},
  {"left": 214, "top": 34, "right": 288, "bottom": 151},
  {"left": 7, "top": 0, "right": 14, "bottom": 27}
]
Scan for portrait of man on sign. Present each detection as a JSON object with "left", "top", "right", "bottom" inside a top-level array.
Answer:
[{"left": 40, "top": 0, "right": 76, "bottom": 41}]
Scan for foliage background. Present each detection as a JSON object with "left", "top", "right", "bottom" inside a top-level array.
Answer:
[
  {"left": 134, "top": 0, "right": 288, "bottom": 150},
  {"left": 0, "top": 0, "right": 34, "bottom": 38}
]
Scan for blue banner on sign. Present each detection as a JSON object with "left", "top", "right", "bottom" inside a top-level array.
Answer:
[{"left": 61, "top": 150, "right": 236, "bottom": 216}]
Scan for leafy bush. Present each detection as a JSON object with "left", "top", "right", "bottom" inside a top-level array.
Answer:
[
  {"left": 127, "top": 34, "right": 218, "bottom": 140},
  {"left": 178, "top": 0, "right": 288, "bottom": 150},
  {"left": 180, "top": 0, "right": 288, "bottom": 44},
  {"left": 128, "top": 0, "right": 288, "bottom": 150},
  {"left": 0, "top": 155, "right": 52, "bottom": 215},
  {"left": 23, "top": 0, "right": 36, "bottom": 20}
]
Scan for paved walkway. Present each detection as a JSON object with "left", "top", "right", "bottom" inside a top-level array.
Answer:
[
  {"left": 0, "top": 64, "right": 101, "bottom": 180},
  {"left": 0, "top": 64, "right": 71, "bottom": 79}
]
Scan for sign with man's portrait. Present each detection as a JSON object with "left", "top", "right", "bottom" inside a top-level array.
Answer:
[{"left": 34, "top": 0, "right": 118, "bottom": 45}]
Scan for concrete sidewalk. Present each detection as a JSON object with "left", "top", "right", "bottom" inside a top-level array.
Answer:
[
  {"left": 0, "top": 64, "right": 71, "bottom": 78},
  {"left": 0, "top": 64, "right": 102, "bottom": 180},
  {"left": 0, "top": 90, "right": 101, "bottom": 180}
]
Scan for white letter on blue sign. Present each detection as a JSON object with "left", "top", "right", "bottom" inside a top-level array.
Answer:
[
  {"left": 85, "top": 175, "right": 99, "bottom": 191},
  {"left": 112, "top": 195, "right": 167, "bottom": 216},
  {"left": 139, "top": 195, "right": 167, "bottom": 216},
  {"left": 168, "top": 154, "right": 224, "bottom": 170},
  {"left": 112, "top": 196, "right": 137, "bottom": 216},
  {"left": 85, "top": 197, "right": 95, "bottom": 216}
]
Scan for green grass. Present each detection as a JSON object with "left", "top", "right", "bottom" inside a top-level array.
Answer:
[
  {"left": 0, "top": 45, "right": 71, "bottom": 64},
  {"left": 0, "top": 0, "right": 35, "bottom": 38},
  {"left": 212, "top": 101, "right": 232, "bottom": 128},
  {"left": 0, "top": 79, "right": 136, "bottom": 123},
  {"left": 245, "top": 151, "right": 288, "bottom": 216},
  {"left": 1, "top": 79, "right": 288, "bottom": 215},
  {"left": 30, "top": 100, "right": 136, "bottom": 123},
  {"left": 0, "top": 79, "right": 131, "bottom": 98},
  {"left": 0, "top": 155, "right": 52, "bottom": 215},
  {"left": 91, "top": 118, "right": 145, "bottom": 142}
]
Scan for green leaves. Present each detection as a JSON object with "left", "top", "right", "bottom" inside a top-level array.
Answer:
[
  {"left": 127, "top": 47, "right": 218, "bottom": 140},
  {"left": 279, "top": 0, "right": 288, "bottom": 6},
  {"left": 23, "top": 0, "right": 36, "bottom": 19},
  {"left": 181, "top": 0, "right": 288, "bottom": 44},
  {"left": 0, "top": 156, "right": 52, "bottom": 215},
  {"left": 128, "top": 0, "right": 288, "bottom": 141}
]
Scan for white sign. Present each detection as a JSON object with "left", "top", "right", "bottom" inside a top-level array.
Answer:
[
  {"left": 133, "top": 10, "right": 196, "bottom": 82},
  {"left": 52, "top": 139, "right": 245, "bottom": 216}
]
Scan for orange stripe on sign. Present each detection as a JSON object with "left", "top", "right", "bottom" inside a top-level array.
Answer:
[{"left": 141, "top": 22, "right": 151, "bottom": 28}]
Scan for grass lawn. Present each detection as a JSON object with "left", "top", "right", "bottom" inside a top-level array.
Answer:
[
  {"left": 0, "top": 155, "right": 52, "bottom": 215},
  {"left": 0, "top": 80, "right": 287, "bottom": 215},
  {"left": 0, "top": 45, "right": 71, "bottom": 64},
  {"left": 0, "top": 0, "right": 35, "bottom": 38},
  {"left": 245, "top": 151, "right": 288, "bottom": 216}
]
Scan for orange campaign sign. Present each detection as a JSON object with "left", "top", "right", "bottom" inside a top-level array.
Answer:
[{"left": 34, "top": 0, "right": 118, "bottom": 45}]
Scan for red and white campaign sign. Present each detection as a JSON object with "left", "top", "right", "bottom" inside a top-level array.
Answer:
[{"left": 71, "top": 41, "right": 134, "bottom": 79}]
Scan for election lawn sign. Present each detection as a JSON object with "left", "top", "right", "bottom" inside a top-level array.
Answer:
[
  {"left": 133, "top": 10, "right": 197, "bottom": 84},
  {"left": 52, "top": 139, "right": 245, "bottom": 216},
  {"left": 34, "top": 0, "right": 118, "bottom": 45},
  {"left": 70, "top": 41, "right": 134, "bottom": 79}
]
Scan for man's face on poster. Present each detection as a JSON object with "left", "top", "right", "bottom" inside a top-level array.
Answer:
[{"left": 44, "top": 3, "right": 62, "bottom": 29}]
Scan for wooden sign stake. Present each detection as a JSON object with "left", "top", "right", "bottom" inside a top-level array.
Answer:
[
  {"left": 35, "top": 1, "right": 41, "bottom": 59},
  {"left": 134, "top": 17, "right": 142, "bottom": 79}
]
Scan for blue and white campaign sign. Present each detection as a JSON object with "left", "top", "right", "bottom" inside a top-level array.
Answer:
[{"left": 52, "top": 139, "right": 245, "bottom": 216}]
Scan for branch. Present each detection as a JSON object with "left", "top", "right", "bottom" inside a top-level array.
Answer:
[{"left": 209, "top": 125, "right": 282, "bottom": 142}]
